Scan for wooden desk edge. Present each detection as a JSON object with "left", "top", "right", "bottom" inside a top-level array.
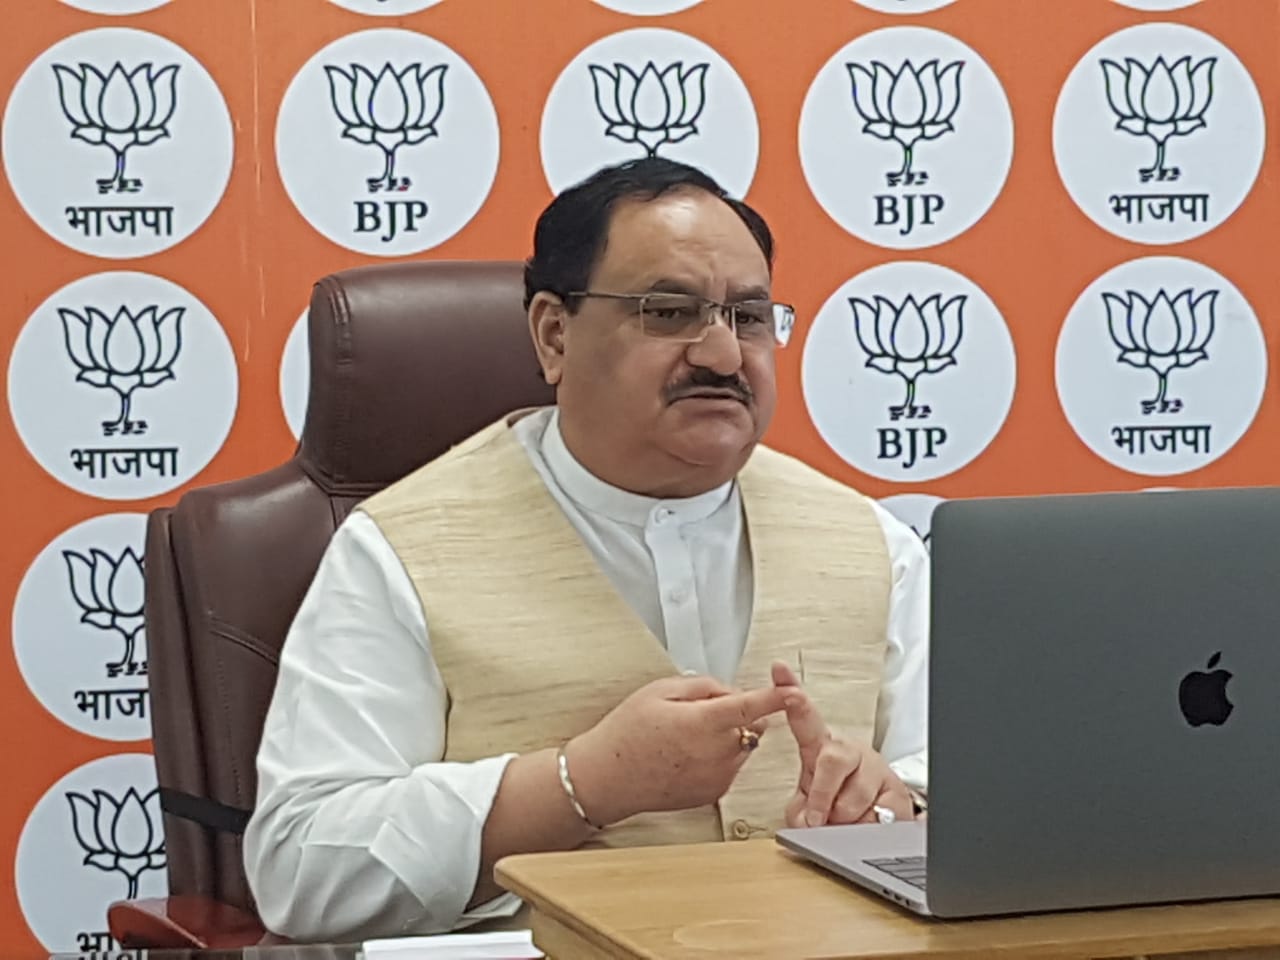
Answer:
[
  {"left": 497, "top": 845, "right": 1280, "bottom": 960},
  {"left": 497, "top": 854, "right": 647, "bottom": 958}
]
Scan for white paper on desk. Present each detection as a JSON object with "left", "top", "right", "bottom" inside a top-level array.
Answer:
[{"left": 362, "top": 930, "right": 544, "bottom": 959}]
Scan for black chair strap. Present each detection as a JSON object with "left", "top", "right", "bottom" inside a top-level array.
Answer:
[{"left": 160, "top": 787, "right": 252, "bottom": 835}]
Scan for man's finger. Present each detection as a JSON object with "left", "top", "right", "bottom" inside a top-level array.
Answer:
[
  {"left": 803, "top": 746, "right": 856, "bottom": 827},
  {"left": 728, "top": 719, "right": 771, "bottom": 761},
  {"left": 781, "top": 686, "right": 829, "bottom": 751},
  {"left": 772, "top": 660, "right": 801, "bottom": 689},
  {"left": 873, "top": 783, "right": 915, "bottom": 823},
  {"left": 662, "top": 674, "right": 731, "bottom": 701},
  {"left": 830, "top": 769, "right": 879, "bottom": 826},
  {"left": 784, "top": 788, "right": 808, "bottom": 829},
  {"left": 745, "top": 717, "right": 770, "bottom": 738},
  {"left": 702, "top": 684, "right": 791, "bottom": 728}
]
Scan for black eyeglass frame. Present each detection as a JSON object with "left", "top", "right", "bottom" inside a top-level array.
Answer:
[{"left": 565, "top": 290, "right": 796, "bottom": 347}]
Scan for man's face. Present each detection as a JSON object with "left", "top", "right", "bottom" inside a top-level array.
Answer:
[{"left": 533, "top": 188, "right": 778, "bottom": 497}]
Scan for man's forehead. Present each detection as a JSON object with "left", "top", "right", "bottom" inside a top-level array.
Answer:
[
  {"left": 604, "top": 189, "right": 746, "bottom": 243},
  {"left": 592, "top": 190, "right": 768, "bottom": 283}
]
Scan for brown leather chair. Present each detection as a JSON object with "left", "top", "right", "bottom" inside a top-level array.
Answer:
[{"left": 108, "top": 261, "right": 554, "bottom": 948}]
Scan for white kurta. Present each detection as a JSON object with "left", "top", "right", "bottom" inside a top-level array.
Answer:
[{"left": 244, "top": 408, "right": 931, "bottom": 940}]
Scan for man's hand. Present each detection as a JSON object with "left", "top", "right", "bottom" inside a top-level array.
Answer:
[
  {"left": 566, "top": 674, "right": 795, "bottom": 826},
  {"left": 772, "top": 661, "right": 914, "bottom": 828}
]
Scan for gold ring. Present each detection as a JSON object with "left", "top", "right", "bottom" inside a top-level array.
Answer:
[{"left": 738, "top": 727, "right": 760, "bottom": 752}]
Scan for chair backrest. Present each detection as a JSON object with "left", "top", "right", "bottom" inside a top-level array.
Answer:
[{"left": 146, "top": 261, "right": 553, "bottom": 911}]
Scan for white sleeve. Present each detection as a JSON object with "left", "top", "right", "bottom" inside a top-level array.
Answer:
[
  {"left": 243, "top": 510, "right": 521, "bottom": 941},
  {"left": 866, "top": 500, "right": 930, "bottom": 793}
]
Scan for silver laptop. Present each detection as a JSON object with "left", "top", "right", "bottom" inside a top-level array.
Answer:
[{"left": 777, "top": 487, "right": 1280, "bottom": 918}]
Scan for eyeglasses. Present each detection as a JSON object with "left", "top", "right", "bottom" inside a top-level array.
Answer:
[{"left": 567, "top": 291, "right": 795, "bottom": 347}]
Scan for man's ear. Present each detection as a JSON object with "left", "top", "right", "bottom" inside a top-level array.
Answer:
[{"left": 528, "top": 291, "right": 568, "bottom": 386}]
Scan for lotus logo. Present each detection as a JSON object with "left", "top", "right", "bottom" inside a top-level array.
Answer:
[
  {"left": 1105, "top": 288, "right": 1215, "bottom": 415},
  {"left": 67, "top": 787, "right": 165, "bottom": 898},
  {"left": 848, "top": 59, "right": 963, "bottom": 187},
  {"left": 63, "top": 547, "right": 146, "bottom": 678},
  {"left": 1101, "top": 56, "right": 1216, "bottom": 183},
  {"left": 588, "top": 61, "right": 709, "bottom": 157},
  {"left": 60, "top": 305, "right": 184, "bottom": 437},
  {"left": 325, "top": 62, "right": 447, "bottom": 193},
  {"left": 52, "top": 62, "right": 179, "bottom": 194},
  {"left": 852, "top": 294, "right": 965, "bottom": 420}
]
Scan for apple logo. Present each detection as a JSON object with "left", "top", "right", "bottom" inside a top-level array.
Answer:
[{"left": 1178, "top": 652, "right": 1234, "bottom": 727}]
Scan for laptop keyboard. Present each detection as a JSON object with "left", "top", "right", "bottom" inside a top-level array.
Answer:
[{"left": 865, "top": 855, "right": 928, "bottom": 890}]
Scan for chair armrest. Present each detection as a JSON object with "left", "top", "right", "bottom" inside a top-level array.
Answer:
[{"left": 107, "top": 895, "right": 278, "bottom": 949}]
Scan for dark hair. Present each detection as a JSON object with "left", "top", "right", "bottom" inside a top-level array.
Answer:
[{"left": 522, "top": 157, "right": 774, "bottom": 310}]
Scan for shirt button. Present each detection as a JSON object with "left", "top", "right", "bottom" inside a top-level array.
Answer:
[
  {"left": 730, "top": 820, "right": 751, "bottom": 840},
  {"left": 653, "top": 507, "right": 674, "bottom": 525},
  {"left": 668, "top": 586, "right": 690, "bottom": 604}
]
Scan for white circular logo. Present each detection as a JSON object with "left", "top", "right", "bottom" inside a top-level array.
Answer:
[
  {"left": 591, "top": 0, "right": 704, "bottom": 11},
  {"left": 13, "top": 513, "right": 151, "bottom": 742},
  {"left": 328, "top": 0, "right": 445, "bottom": 13},
  {"left": 878, "top": 493, "right": 945, "bottom": 551},
  {"left": 59, "top": 0, "right": 173, "bottom": 11},
  {"left": 853, "top": 0, "right": 959, "bottom": 12},
  {"left": 802, "top": 261, "right": 1016, "bottom": 483},
  {"left": 2, "top": 28, "right": 233, "bottom": 258},
  {"left": 1056, "top": 257, "right": 1266, "bottom": 477},
  {"left": 16, "top": 753, "right": 165, "bottom": 952},
  {"left": 1113, "top": 0, "right": 1202, "bottom": 9},
  {"left": 280, "top": 309, "right": 310, "bottom": 441},
  {"left": 276, "top": 29, "right": 499, "bottom": 257},
  {"left": 540, "top": 28, "right": 758, "bottom": 198},
  {"left": 1053, "top": 23, "right": 1264, "bottom": 245},
  {"left": 799, "top": 27, "right": 1013, "bottom": 250},
  {"left": 8, "top": 271, "right": 239, "bottom": 500}
]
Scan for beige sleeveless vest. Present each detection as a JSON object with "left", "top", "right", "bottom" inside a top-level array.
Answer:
[{"left": 360, "top": 412, "right": 891, "bottom": 851}]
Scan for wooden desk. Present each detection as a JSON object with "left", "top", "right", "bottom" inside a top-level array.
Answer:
[{"left": 496, "top": 840, "right": 1280, "bottom": 959}]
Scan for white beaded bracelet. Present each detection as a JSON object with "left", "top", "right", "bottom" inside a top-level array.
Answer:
[{"left": 556, "top": 743, "right": 603, "bottom": 830}]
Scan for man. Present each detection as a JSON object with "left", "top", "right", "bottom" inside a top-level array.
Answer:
[{"left": 244, "top": 157, "right": 929, "bottom": 941}]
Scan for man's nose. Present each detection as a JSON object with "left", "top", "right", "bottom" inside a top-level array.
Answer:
[{"left": 684, "top": 311, "right": 743, "bottom": 376}]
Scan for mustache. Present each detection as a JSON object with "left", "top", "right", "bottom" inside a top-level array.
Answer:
[{"left": 664, "top": 368, "right": 754, "bottom": 405}]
